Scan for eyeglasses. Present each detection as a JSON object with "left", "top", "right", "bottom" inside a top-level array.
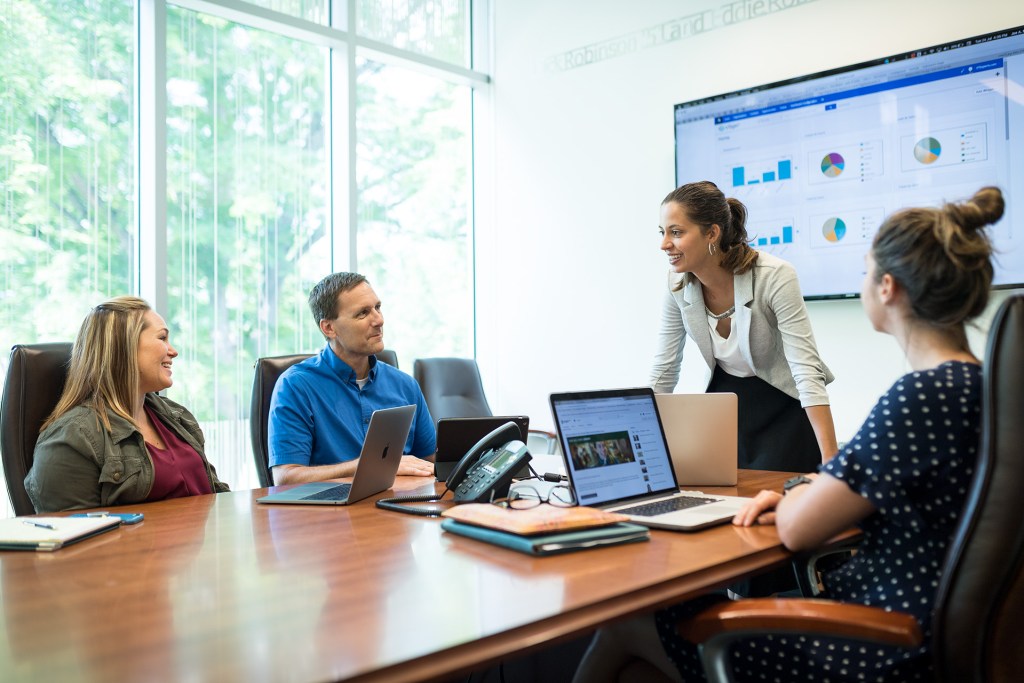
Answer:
[{"left": 492, "top": 485, "right": 576, "bottom": 510}]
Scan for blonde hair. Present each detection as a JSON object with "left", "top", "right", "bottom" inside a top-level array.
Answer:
[{"left": 43, "top": 296, "right": 152, "bottom": 432}]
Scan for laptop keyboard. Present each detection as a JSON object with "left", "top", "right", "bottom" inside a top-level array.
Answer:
[
  {"left": 300, "top": 483, "right": 352, "bottom": 501},
  {"left": 618, "top": 495, "right": 720, "bottom": 517}
]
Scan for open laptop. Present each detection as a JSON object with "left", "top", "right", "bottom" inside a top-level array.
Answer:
[
  {"left": 257, "top": 404, "right": 416, "bottom": 505},
  {"left": 434, "top": 415, "right": 530, "bottom": 481},
  {"left": 655, "top": 393, "right": 738, "bottom": 486},
  {"left": 550, "top": 388, "right": 749, "bottom": 531}
]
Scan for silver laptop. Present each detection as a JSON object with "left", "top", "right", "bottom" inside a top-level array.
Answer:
[
  {"left": 550, "top": 388, "right": 749, "bottom": 531},
  {"left": 655, "top": 393, "right": 738, "bottom": 486},
  {"left": 257, "top": 405, "right": 416, "bottom": 506}
]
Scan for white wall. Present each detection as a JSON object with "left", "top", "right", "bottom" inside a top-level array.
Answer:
[{"left": 478, "top": 0, "right": 1024, "bottom": 441}]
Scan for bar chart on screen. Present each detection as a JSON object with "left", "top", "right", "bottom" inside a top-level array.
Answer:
[{"left": 726, "top": 157, "right": 793, "bottom": 187}]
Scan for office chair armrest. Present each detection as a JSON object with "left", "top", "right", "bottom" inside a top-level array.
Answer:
[
  {"left": 677, "top": 599, "right": 922, "bottom": 683},
  {"left": 793, "top": 536, "right": 861, "bottom": 596},
  {"left": 679, "top": 597, "right": 922, "bottom": 645},
  {"left": 526, "top": 429, "right": 559, "bottom": 455}
]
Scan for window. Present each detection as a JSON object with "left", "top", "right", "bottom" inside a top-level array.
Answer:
[
  {"left": 165, "top": 7, "right": 331, "bottom": 490},
  {"left": 356, "top": 58, "right": 473, "bottom": 358},
  {"left": 356, "top": 0, "right": 470, "bottom": 66},
  {"left": 0, "top": 0, "right": 485, "bottom": 518},
  {"left": 0, "top": 0, "right": 136, "bottom": 518}
]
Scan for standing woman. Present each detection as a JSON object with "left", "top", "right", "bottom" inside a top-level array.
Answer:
[
  {"left": 651, "top": 181, "right": 838, "bottom": 470},
  {"left": 25, "top": 296, "right": 229, "bottom": 513}
]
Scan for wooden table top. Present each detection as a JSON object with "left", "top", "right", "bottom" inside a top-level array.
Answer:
[{"left": 0, "top": 470, "right": 815, "bottom": 683}]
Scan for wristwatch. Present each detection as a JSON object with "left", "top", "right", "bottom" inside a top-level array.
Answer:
[{"left": 783, "top": 475, "right": 814, "bottom": 493}]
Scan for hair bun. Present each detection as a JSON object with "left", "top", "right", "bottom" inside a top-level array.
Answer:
[{"left": 949, "top": 186, "right": 1004, "bottom": 232}]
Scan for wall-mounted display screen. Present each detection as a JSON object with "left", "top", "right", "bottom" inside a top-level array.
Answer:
[{"left": 674, "top": 26, "right": 1024, "bottom": 299}]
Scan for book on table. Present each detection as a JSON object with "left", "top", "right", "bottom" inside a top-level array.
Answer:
[{"left": 440, "top": 503, "right": 650, "bottom": 556}]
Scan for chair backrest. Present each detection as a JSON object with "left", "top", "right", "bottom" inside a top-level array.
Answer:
[
  {"left": 0, "top": 343, "right": 73, "bottom": 515},
  {"left": 249, "top": 354, "right": 313, "bottom": 487},
  {"left": 932, "top": 294, "right": 1024, "bottom": 683},
  {"left": 249, "top": 350, "right": 399, "bottom": 487},
  {"left": 377, "top": 348, "right": 399, "bottom": 369},
  {"left": 413, "top": 357, "right": 492, "bottom": 421}
]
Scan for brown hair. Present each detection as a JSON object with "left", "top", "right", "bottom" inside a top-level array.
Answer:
[
  {"left": 308, "top": 272, "right": 369, "bottom": 339},
  {"left": 662, "top": 181, "right": 758, "bottom": 286},
  {"left": 43, "top": 296, "right": 151, "bottom": 432},
  {"left": 872, "top": 186, "right": 1001, "bottom": 334}
]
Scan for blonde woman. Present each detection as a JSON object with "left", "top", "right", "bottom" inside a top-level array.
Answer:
[{"left": 25, "top": 296, "right": 228, "bottom": 513}]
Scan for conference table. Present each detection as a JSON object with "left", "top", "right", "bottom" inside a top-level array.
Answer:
[{"left": 0, "top": 471, "right": 851, "bottom": 683}]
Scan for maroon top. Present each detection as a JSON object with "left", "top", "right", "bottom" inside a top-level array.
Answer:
[{"left": 144, "top": 406, "right": 213, "bottom": 502}]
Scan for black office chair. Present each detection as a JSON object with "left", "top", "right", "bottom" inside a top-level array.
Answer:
[
  {"left": 0, "top": 343, "right": 73, "bottom": 516},
  {"left": 413, "top": 357, "right": 559, "bottom": 454},
  {"left": 675, "top": 294, "right": 1024, "bottom": 683},
  {"left": 249, "top": 349, "right": 400, "bottom": 487}
]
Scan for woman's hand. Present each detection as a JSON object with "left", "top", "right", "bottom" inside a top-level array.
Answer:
[{"left": 732, "top": 490, "right": 784, "bottom": 527}]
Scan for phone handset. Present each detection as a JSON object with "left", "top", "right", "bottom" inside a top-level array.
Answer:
[{"left": 448, "top": 421, "right": 532, "bottom": 503}]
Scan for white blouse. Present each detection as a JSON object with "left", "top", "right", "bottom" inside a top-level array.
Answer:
[{"left": 708, "top": 314, "right": 755, "bottom": 377}]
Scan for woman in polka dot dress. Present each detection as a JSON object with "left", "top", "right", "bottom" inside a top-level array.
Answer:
[{"left": 572, "top": 186, "right": 1004, "bottom": 683}]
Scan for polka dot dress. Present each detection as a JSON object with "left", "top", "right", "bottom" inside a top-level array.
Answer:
[{"left": 654, "top": 361, "right": 982, "bottom": 682}]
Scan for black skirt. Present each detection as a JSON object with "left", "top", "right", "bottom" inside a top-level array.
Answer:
[
  {"left": 706, "top": 365, "right": 819, "bottom": 472},
  {"left": 709, "top": 365, "right": 819, "bottom": 596}
]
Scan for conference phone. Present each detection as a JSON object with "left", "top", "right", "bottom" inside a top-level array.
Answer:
[
  {"left": 376, "top": 421, "right": 532, "bottom": 515},
  {"left": 447, "top": 421, "right": 532, "bottom": 503}
]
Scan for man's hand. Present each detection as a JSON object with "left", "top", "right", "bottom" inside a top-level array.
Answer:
[
  {"left": 397, "top": 455, "right": 434, "bottom": 477},
  {"left": 732, "top": 490, "right": 784, "bottom": 527}
]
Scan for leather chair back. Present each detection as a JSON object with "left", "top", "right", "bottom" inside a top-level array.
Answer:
[
  {"left": 413, "top": 357, "right": 492, "bottom": 420},
  {"left": 249, "top": 350, "right": 399, "bottom": 487},
  {"left": 1, "top": 343, "right": 73, "bottom": 515},
  {"left": 932, "top": 294, "right": 1024, "bottom": 682},
  {"left": 250, "top": 354, "right": 313, "bottom": 487}
]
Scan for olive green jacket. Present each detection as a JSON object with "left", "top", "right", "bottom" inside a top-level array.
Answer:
[{"left": 25, "top": 393, "right": 229, "bottom": 513}]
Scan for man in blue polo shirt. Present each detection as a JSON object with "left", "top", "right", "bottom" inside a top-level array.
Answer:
[{"left": 268, "top": 272, "right": 436, "bottom": 485}]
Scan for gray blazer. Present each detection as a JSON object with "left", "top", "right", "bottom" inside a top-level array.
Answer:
[{"left": 649, "top": 252, "right": 833, "bottom": 407}]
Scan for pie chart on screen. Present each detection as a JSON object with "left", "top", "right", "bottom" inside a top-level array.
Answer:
[
  {"left": 822, "top": 217, "right": 846, "bottom": 243},
  {"left": 914, "top": 136, "right": 942, "bottom": 164},
  {"left": 820, "top": 152, "right": 845, "bottom": 178}
]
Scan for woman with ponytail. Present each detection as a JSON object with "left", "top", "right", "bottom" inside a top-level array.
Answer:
[
  {"left": 577, "top": 187, "right": 1003, "bottom": 683},
  {"left": 651, "top": 180, "right": 837, "bottom": 472}
]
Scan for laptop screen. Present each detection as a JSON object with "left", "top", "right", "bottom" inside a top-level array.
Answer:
[{"left": 550, "top": 388, "right": 678, "bottom": 507}]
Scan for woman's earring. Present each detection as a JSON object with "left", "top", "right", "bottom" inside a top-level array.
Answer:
[{"left": 708, "top": 242, "right": 716, "bottom": 256}]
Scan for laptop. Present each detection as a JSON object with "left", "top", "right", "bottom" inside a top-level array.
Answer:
[
  {"left": 257, "top": 405, "right": 416, "bottom": 505},
  {"left": 434, "top": 416, "right": 530, "bottom": 481},
  {"left": 655, "top": 393, "right": 739, "bottom": 486},
  {"left": 549, "top": 387, "right": 750, "bottom": 531}
]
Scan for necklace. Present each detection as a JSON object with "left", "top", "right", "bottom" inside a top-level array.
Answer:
[{"left": 705, "top": 305, "right": 735, "bottom": 320}]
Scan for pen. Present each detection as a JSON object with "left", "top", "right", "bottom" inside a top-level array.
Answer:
[{"left": 23, "top": 520, "right": 56, "bottom": 530}]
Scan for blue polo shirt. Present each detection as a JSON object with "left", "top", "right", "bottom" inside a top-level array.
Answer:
[{"left": 268, "top": 346, "right": 436, "bottom": 468}]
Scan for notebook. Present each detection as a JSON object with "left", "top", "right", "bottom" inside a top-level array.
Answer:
[
  {"left": 0, "top": 515, "right": 122, "bottom": 551},
  {"left": 549, "top": 387, "right": 750, "bottom": 531},
  {"left": 257, "top": 404, "right": 416, "bottom": 506},
  {"left": 434, "top": 416, "right": 530, "bottom": 481},
  {"left": 655, "top": 393, "right": 739, "bottom": 486}
]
